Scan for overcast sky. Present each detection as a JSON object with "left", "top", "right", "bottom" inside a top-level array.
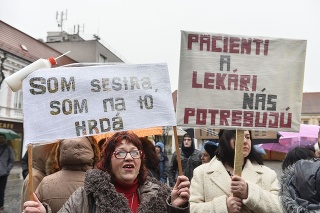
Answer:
[{"left": 1, "top": 0, "right": 319, "bottom": 92}]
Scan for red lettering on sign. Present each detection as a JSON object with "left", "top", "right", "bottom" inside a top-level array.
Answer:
[
  {"left": 232, "top": 110, "right": 242, "bottom": 126},
  {"left": 184, "top": 108, "right": 195, "bottom": 124},
  {"left": 192, "top": 71, "right": 257, "bottom": 91},
  {"left": 182, "top": 108, "right": 291, "bottom": 128},
  {"left": 204, "top": 72, "right": 214, "bottom": 89},
  {"left": 188, "top": 34, "right": 199, "bottom": 50},
  {"left": 192, "top": 71, "right": 202, "bottom": 88},
  {"left": 187, "top": 33, "right": 269, "bottom": 56}
]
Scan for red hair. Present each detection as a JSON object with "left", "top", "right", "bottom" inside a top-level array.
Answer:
[{"left": 96, "top": 131, "right": 147, "bottom": 185}]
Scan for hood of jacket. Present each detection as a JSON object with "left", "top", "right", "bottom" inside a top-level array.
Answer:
[
  {"left": 46, "top": 137, "right": 99, "bottom": 174},
  {"left": 155, "top": 142, "right": 164, "bottom": 153}
]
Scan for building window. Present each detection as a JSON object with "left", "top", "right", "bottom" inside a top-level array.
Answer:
[
  {"left": 303, "top": 120, "right": 309, "bottom": 124},
  {"left": 14, "top": 91, "right": 23, "bottom": 109},
  {"left": 99, "top": 54, "right": 107, "bottom": 63}
]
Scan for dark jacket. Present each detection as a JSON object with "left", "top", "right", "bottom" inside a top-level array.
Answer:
[
  {"left": 168, "top": 149, "right": 201, "bottom": 187},
  {"left": 0, "top": 143, "right": 15, "bottom": 176},
  {"left": 280, "top": 159, "right": 320, "bottom": 213},
  {"left": 155, "top": 142, "right": 169, "bottom": 183},
  {"left": 169, "top": 134, "right": 201, "bottom": 187},
  {"left": 21, "top": 151, "right": 28, "bottom": 179},
  {"left": 47, "top": 169, "right": 189, "bottom": 213}
]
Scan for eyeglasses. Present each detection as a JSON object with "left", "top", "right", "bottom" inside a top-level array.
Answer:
[{"left": 113, "top": 150, "right": 142, "bottom": 159}]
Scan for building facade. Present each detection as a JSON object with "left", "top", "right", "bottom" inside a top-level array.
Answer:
[
  {"left": 0, "top": 21, "right": 76, "bottom": 160},
  {"left": 301, "top": 92, "right": 320, "bottom": 125},
  {"left": 0, "top": 21, "right": 126, "bottom": 160},
  {"left": 46, "top": 31, "right": 126, "bottom": 63}
]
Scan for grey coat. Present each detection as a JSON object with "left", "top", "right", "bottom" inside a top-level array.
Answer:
[
  {"left": 169, "top": 149, "right": 201, "bottom": 187},
  {"left": 0, "top": 144, "right": 15, "bottom": 177},
  {"left": 280, "top": 159, "right": 320, "bottom": 213},
  {"left": 47, "top": 169, "right": 189, "bottom": 213}
]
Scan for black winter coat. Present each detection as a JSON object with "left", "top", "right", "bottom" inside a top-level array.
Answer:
[
  {"left": 168, "top": 149, "right": 201, "bottom": 187},
  {"left": 280, "top": 159, "right": 320, "bottom": 213}
]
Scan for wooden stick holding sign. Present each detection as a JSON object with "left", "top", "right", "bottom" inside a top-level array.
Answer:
[
  {"left": 173, "top": 126, "right": 183, "bottom": 176},
  {"left": 233, "top": 130, "right": 244, "bottom": 176},
  {"left": 27, "top": 144, "right": 34, "bottom": 200}
]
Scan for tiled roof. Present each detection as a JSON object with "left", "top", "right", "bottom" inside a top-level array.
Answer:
[
  {"left": 0, "top": 21, "right": 76, "bottom": 65},
  {"left": 302, "top": 92, "right": 320, "bottom": 114}
]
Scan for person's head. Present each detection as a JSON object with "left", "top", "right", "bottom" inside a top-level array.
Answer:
[
  {"left": 155, "top": 141, "right": 164, "bottom": 154},
  {"left": 0, "top": 134, "right": 6, "bottom": 144},
  {"left": 56, "top": 137, "right": 99, "bottom": 171},
  {"left": 216, "top": 129, "right": 263, "bottom": 167},
  {"left": 139, "top": 137, "right": 160, "bottom": 174},
  {"left": 182, "top": 133, "right": 193, "bottom": 148},
  {"left": 96, "top": 131, "right": 147, "bottom": 185},
  {"left": 201, "top": 141, "right": 218, "bottom": 164},
  {"left": 314, "top": 142, "right": 320, "bottom": 158},
  {"left": 181, "top": 133, "right": 195, "bottom": 157},
  {"left": 281, "top": 146, "right": 315, "bottom": 171}
]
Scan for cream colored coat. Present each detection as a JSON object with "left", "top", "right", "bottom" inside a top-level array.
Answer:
[{"left": 190, "top": 157, "right": 283, "bottom": 213}]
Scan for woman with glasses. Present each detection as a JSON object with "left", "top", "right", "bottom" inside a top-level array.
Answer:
[
  {"left": 23, "top": 131, "right": 190, "bottom": 213},
  {"left": 190, "top": 129, "right": 283, "bottom": 213}
]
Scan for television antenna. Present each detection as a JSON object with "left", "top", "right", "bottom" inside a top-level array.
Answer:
[{"left": 56, "top": 10, "right": 68, "bottom": 32}]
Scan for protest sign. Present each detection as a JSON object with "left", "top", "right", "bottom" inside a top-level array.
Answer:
[
  {"left": 176, "top": 31, "right": 307, "bottom": 132},
  {"left": 23, "top": 63, "right": 176, "bottom": 144}
]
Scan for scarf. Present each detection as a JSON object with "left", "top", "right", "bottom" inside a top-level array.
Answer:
[{"left": 114, "top": 178, "right": 139, "bottom": 213}]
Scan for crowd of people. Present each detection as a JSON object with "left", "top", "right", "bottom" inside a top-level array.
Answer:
[
  {"left": 22, "top": 131, "right": 190, "bottom": 213},
  {"left": 1, "top": 128, "right": 320, "bottom": 212}
]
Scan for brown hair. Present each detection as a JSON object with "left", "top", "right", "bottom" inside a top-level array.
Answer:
[
  {"left": 96, "top": 131, "right": 147, "bottom": 185},
  {"left": 139, "top": 137, "right": 160, "bottom": 176}
]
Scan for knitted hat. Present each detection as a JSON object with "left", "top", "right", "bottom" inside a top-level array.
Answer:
[{"left": 204, "top": 141, "right": 218, "bottom": 159}]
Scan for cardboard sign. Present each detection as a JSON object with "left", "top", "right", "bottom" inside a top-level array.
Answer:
[
  {"left": 176, "top": 31, "right": 307, "bottom": 131},
  {"left": 23, "top": 63, "right": 176, "bottom": 144}
]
